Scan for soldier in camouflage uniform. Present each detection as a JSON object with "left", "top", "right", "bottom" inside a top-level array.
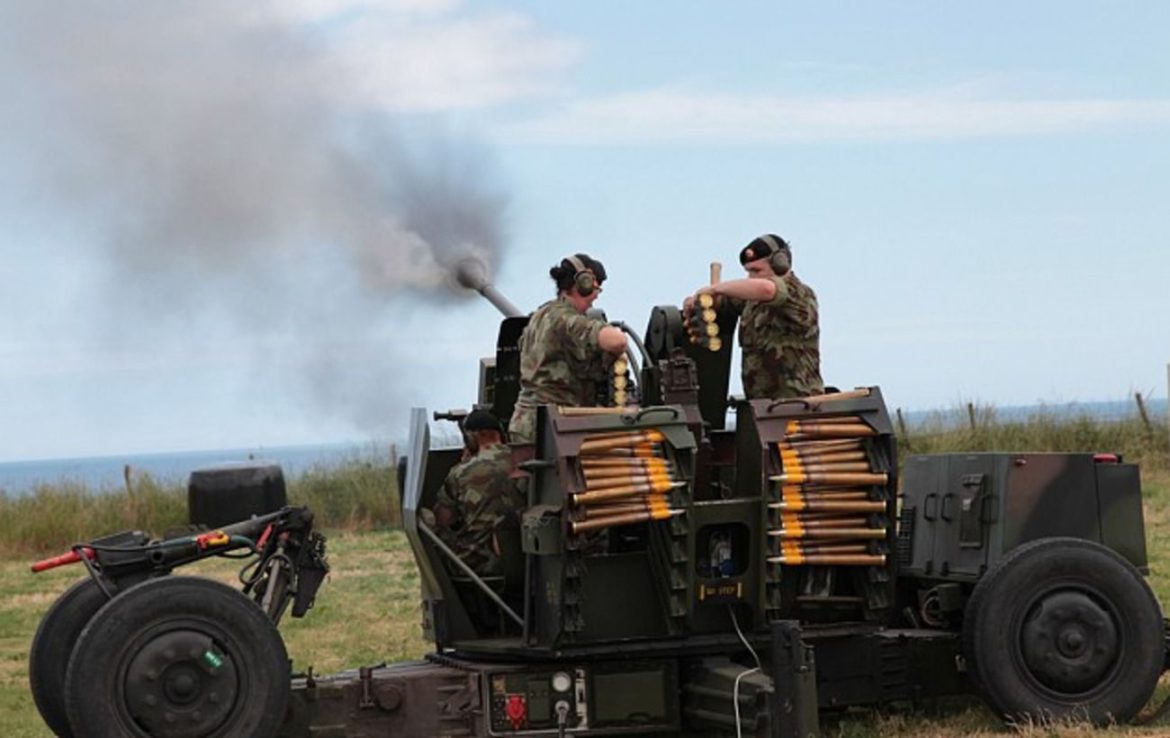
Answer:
[
  {"left": 508, "top": 254, "right": 629, "bottom": 443},
  {"left": 686, "top": 234, "right": 823, "bottom": 399},
  {"left": 431, "top": 409, "right": 525, "bottom": 578}
]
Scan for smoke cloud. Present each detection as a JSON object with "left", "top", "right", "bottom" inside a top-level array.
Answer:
[{"left": 0, "top": 2, "right": 559, "bottom": 436}]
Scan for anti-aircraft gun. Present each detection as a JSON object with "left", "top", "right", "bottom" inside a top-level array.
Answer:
[{"left": 28, "top": 265, "right": 1169, "bottom": 737}]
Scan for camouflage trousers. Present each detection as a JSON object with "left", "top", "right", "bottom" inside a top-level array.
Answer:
[{"left": 508, "top": 404, "right": 536, "bottom": 445}]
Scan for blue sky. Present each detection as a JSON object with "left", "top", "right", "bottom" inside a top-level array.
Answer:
[{"left": 1, "top": 1, "right": 1167, "bottom": 462}]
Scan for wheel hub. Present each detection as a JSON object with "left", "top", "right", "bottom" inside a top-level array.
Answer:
[
  {"left": 124, "top": 629, "right": 238, "bottom": 738},
  {"left": 1021, "top": 590, "right": 1119, "bottom": 694}
]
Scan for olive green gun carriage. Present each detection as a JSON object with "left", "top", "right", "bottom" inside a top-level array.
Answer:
[{"left": 29, "top": 278, "right": 1167, "bottom": 737}]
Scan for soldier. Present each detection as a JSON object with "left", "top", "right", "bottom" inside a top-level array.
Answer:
[
  {"left": 431, "top": 409, "right": 525, "bottom": 578},
  {"left": 508, "top": 253, "right": 629, "bottom": 443},
  {"left": 686, "top": 234, "right": 823, "bottom": 399}
]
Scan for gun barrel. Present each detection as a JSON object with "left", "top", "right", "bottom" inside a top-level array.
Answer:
[
  {"left": 455, "top": 258, "right": 524, "bottom": 318},
  {"left": 477, "top": 283, "right": 523, "bottom": 318}
]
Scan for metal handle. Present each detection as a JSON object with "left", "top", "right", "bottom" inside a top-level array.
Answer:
[
  {"left": 624, "top": 406, "right": 681, "bottom": 425},
  {"left": 766, "top": 398, "right": 813, "bottom": 413},
  {"left": 940, "top": 493, "right": 955, "bottom": 522},
  {"left": 922, "top": 493, "right": 939, "bottom": 521}
]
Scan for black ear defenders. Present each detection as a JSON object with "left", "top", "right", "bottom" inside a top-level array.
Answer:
[
  {"left": 756, "top": 234, "right": 791, "bottom": 275},
  {"left": 566, "top": 255, "right": 597, "bottom": 296}
]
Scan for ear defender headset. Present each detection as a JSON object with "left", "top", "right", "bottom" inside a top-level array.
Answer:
[
  {"left": 743, "top": 234, "right": 791, "bottom": 275},
  {"left": 565, "top": 255, "right": 597, "bottom": 296}
]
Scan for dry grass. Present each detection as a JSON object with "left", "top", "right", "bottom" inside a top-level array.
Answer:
[{"left": 0, "top": 460, "right": 399, "bottom": 557}]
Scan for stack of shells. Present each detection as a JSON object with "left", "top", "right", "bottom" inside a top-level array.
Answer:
[
  {"left": 569, "top": 429, "right": 686, "bottom": 534},
  {"left": 610, "top": 356, "right": 631, "bottom": 407},
  {"left": 686, "top": 293, "right": 722, "bottom": 352},
  {"left": 766, "top": 416, "right": 889, "bottom": 566}
]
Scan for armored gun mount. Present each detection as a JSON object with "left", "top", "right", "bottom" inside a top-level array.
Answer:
[
  {"left": 365, "top": 285, "right": 1166, "bottom": 735},
  {"left": 29, "top": 279, "right": 1170, "bottom": 737}
]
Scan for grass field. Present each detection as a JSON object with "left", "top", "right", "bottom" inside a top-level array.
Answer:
[
  {"left": 5, "top": 485, "right": 1170, "bottom": 738},
  {"left": 2, "top": 410, "right": 1169, "bottom": 736}
]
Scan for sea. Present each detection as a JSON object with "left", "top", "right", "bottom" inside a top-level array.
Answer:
[
  {"left": 0, "top": 441, "right": 394, "bottom": 498},
  {"left": 1, "top": 399, "right": 1164, "bottom": 497}
]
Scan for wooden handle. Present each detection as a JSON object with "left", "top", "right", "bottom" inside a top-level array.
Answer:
[
  {"left": 559, "top": 406, "right": 632, "bottom": 416},
  {"left": 709, "top": 261, "right": 722, "bottom": 285},
  {"left": 802, "top": 388, "right": 873, "bottom": 404}
]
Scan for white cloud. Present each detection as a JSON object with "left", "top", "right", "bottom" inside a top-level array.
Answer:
[
  {"left": 247, "top": 1, "right": 581, "bottom": 112},
  {"left": 269, "top": 0, "right": 460, "bottom": 23},
  {"left": 325, "top": 11, "right": 582, "bottom": 111},
  {"left": 497, "top": 86, "right": 1170, "bottom": 144}
]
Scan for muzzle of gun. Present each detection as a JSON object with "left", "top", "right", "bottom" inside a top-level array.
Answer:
[{"left": 455, "top": 257, "right": 524, "bottom": 318}]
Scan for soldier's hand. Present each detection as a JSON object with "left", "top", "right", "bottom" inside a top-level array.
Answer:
[
  {"left": 687, "top": 286, "right": 719, "bottom": 316},
  {"left": 433, "top": 502, "right": 456, "bottom": 529}
]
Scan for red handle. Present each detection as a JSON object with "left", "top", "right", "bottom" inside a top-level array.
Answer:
[{"left": 30, "top": 547, "right": 94, "bottom": 573}]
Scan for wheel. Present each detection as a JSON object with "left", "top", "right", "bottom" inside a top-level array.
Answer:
[
  {"left": 962, "top": 537, "right": 1164, "bottom": 725},
  {"left": 64, "top": 576, "right": 289, "bottom": 738},
  {"left": 29, "top": 577, "right": 115, "bottom": 738}
]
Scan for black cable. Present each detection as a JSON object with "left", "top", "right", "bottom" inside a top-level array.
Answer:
[{"left": 75, "top": 545, "right": 113, "bottom": 600}]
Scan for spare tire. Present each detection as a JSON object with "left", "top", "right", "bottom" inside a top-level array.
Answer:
[
  {"left": 962, "top": 537, "right": 1164, "bottom": 725},
  {"left": 29, "top": 578, "right": 115, "bottom": 737},
  {"left": 64, "top": 576, "right": 289, "bottom": 738}
]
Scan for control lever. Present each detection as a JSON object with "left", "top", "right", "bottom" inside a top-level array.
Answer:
[{"left": 555, "top": 700, "right": 571, "bottom": 738}]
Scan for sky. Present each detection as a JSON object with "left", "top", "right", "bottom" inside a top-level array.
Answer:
[{"left": 1, "top": 1, "right": 1168, "bottom": 462}]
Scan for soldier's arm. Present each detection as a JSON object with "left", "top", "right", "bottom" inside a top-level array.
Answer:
[
  {"left": 432, "top": 476, "right": 461, "bottom": 529},
  {"left": 698, "top": 276, "right": 783, "bottom": 304},
  {"left": 562, "top": 312, "right": 625, "bottom": 360},
  {"left": 597, "top": 325, "right": 628, "bottom": 354}
]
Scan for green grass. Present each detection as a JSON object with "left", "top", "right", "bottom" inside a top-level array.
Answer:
[
  {"left": 3, "top": 411, "right": 1170, "bottom": 736},
  {"left": 4, "top": 475, "right": 1170, "bottom": 737}
]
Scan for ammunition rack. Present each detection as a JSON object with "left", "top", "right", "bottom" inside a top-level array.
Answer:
[
  {"left": 527, "top": 406, "right": 695, "bottom": 647},
  {"left": 752, "top": 388, "right": 897, "bottom": 623}
]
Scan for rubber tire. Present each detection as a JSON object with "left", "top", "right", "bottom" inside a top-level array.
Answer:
[
  {"left": 962, "top": 537, "right": 1163, "bottom": 726},
  {"left": 64, "top": 576, "right": 289, "bottom": 738},
  {"left": 29, "top": 578, "right": 115, "bottom": 738}
]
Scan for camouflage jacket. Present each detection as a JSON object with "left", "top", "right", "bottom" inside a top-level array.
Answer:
[
  {"left": 433, "top": 443, "right": 524, "bottom": 577},
  {"left": 728, "top": 272, "right": 824, "bottom": 399},
  {"left": 508, "top": 297, "right": 608, "bottom": 443}
]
